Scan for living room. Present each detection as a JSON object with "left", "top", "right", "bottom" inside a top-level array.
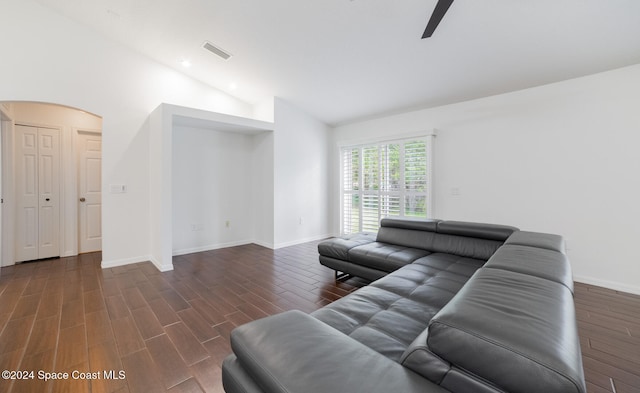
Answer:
[{"left": 1, "top": 1, "right": 639, "bottom": 392}]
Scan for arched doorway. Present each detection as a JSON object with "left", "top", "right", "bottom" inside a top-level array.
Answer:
[{"left": 0, "top": 101, "right": 103, "bottom": 266}]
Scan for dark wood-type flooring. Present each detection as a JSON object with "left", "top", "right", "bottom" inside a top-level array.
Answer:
[{"left": 0, "top": 240, "right": 638, "bottom": 393}]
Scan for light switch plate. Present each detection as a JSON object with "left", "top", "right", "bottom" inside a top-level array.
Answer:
[{"left": 110, "top": 184, "right": 126, "bottom": 193}]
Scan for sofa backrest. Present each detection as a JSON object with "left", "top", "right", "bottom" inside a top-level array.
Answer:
[
  {"left": 400, "top": 231, "right": 586, "bottom": 393},
  {"left": 376, "top": 218, "right": 518, "bottom": 261}
]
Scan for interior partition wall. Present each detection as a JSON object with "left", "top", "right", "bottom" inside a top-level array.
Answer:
[{"left": 146, "top": 103, "right": 274, "bottom": 272}]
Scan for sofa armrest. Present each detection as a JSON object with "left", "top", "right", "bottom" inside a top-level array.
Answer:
[
  {"left": 427, "top": 268, "right": 586, "bottom": 393},
  {"left": 504, "top": 230, "right": 565, "bottom": 253},
  {"left": 485, "top": 244, "right": 574, "bottom": 293},
  {"left": 227, "top": 310, "right": 450, "bottom": 393}
]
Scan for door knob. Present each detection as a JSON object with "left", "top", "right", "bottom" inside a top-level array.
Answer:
[{"left": 79, "top": 197, "right": 86, "bottom": 202}]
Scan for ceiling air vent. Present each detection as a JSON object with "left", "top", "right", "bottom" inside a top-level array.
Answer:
[{"left": 202, "top": 41, "right": 232, "bottom": 60}]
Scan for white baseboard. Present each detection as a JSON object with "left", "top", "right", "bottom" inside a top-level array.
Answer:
[
  {"left": 574, "top": 275, "right": 640, "bottom": 296},
  {"left": 252, "top": 240, "right": 275, "bottom": 249},
  {"left": 100, "top": 235, "right": 333, "bottom": 272},
  {"left": 148, "top": 255, "right": 174, "bottom": 272},
  {"left": 101, "top": 255, "right": 151, "bottom": 269},
  {"left": 172, "top": 239, "right": 253, "bottom": 256},
  {"left": 273, "top": 233, "right": 332, "bottom": 249},
  {"left": 101, "top": 254, "right": 173, "bottom": 272},
  {"left": 172, "top": 235, "right": 332, "bottom": 253}
]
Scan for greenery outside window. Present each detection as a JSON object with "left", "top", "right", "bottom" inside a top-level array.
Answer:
[{"left": 341, "top": 136, "right": 433, "bottom": 234}]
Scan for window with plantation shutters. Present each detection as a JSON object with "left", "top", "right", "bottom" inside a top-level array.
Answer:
[{"left": 340, "top": 136, "right": 433, "bottom": 234}]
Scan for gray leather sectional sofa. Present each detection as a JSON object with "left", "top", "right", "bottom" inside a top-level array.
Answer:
[{"left": 222, "top": 218, "right": 586, "bottom": 393}]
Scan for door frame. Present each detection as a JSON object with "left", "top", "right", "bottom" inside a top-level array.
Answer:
[
  {"left": 75, "top": 128, "right": 102, "bottom": 254},
  {"left": 0, "top": 104, "right": 14, "bottom": 267}
]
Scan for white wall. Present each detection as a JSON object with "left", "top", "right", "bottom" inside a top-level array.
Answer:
[
  {"left": 170, "top": 98, "right": 331, "bottom": 253},
  {"left": 251, "top": 131, "right": 275, "bottom": 248},
  {"left": 273, "top": 98, "right": 332, "bottom": 247},
  {"left": 253, "top": 97, "right": 275, "bottom": 123},
  {"left": 8, "top": 102, "right": 102, "bottom": 261},
  {"left": 172, "top": 125, "right": 255, "bottom": 254},
  {"left": 0, "top": 0, "right": 252, "bottom": 267},
  {"left": 333, "top": 64, "right": 640, "bottom": 295}
]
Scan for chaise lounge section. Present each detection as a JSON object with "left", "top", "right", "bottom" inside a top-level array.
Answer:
[{"left": 222, "top": 218, "right": 585, "bottom": 393}]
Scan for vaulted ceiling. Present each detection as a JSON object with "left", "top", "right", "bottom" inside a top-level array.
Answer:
[{"left": 35, "top": 0, "right": 640, "bottom": 125}]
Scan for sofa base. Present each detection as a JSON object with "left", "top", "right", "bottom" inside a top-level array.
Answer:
[
  {"left": 319, "top": 255, "right": 386, "bottom": 282},
  {"left": 222, "top": 355, "right": 264, "bottom": 393},
  {"left": 334, "top": 270, "right": 352, "bottom": 281}
]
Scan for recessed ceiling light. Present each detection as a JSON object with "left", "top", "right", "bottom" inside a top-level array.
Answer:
[
  {"left": 229, "top": 82, "right": 238, "bottom": 91},
  {"left": 180, "top": 59, "right": 192, "bottom": 68}
]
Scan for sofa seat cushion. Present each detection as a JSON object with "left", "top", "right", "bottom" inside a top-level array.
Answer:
[
  {"left": 317, "top": 232, "right": 376, "bottom": 261},
  {"left": 348, "top": 242, "right": 432, "bottom": 273},
  {"left": 412, "top": 253, "right": 486, "bottom": 282},
  {"left": 312, "top": 253, "right": 485, "bottom": 362}
]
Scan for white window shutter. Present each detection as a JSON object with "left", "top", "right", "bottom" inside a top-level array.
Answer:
[{"left": 341, "top": 137, "right": 431, "bottom": 234}]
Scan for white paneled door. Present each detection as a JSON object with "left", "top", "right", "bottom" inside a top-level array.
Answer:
[
  {"left": 15, "top": 125, "right": 60, "bottom": 262},
  {"left": 78, "top": 132, "right": 102, "bottom": 253}
]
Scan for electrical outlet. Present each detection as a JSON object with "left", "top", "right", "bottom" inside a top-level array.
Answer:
[{"left": 191, "top": 224, "right": 203, "bottom": 231}]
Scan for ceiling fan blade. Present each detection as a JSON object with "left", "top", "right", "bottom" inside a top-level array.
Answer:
[{"left": 422, "top": 0, "right": 454, "bottom": 39}]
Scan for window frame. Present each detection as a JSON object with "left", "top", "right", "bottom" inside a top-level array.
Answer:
[{"left": 339, "top": 132, "right": 435, "bottom": 235}]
